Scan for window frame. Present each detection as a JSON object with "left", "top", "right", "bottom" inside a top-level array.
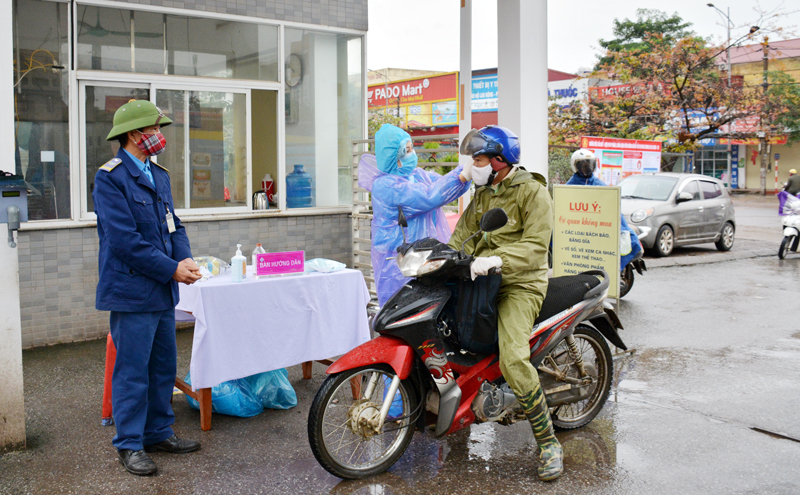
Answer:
[{"left": 61, "top": 0, "right": 366, "bottom": 224}]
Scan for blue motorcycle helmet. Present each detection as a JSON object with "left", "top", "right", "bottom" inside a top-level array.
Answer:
[{"left": 459, "top": 125, "right": 521, "bottom": 165}]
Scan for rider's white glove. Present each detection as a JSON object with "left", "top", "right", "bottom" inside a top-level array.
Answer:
[
  {"left": 460, "top": 161, "right": 473, "bottom": 182},
  {"left": 470, "top": 256, "right": 502, "bottom": 280}
]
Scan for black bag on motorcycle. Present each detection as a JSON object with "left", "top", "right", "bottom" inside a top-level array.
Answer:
[{"left": 455, "top": 274, "right": 503, "bottom": 354}]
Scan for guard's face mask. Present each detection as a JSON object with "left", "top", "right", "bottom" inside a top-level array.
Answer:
[{"left": 135, "top": 130, "right": 167, "bottom": 156}]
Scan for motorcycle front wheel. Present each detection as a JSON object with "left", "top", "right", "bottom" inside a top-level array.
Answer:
[
  {"left": 779, "top": 235, "right": 795, "bottom": 259},
  {"left": 546, "top": 325, "right": 613, "bottom": 430},
  {"left": 308, "top": 365, "right": 418, "bottom": 480}
]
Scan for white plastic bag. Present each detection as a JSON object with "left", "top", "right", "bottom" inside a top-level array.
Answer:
[
  {"left": 620, "top": 230, "right": 632, "bottom": 256},
  {"left": 305, "top": 258, "right": 346, "bottom": 273}
]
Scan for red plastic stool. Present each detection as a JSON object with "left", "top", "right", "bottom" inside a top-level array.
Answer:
[{"left": 101, "top": 333, "right": 116, "bottom": 426}]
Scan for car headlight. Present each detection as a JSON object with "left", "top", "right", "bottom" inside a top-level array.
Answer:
[{"left": 630, "top": 209, "right": 654, "bottom": 223}]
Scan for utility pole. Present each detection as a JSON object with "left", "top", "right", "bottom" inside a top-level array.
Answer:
[{"left": 760, "top": 37, "right": 769, "bottom": 195}]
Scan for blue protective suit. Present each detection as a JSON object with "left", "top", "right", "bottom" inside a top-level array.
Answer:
[
  {"left": 363, "top": 125, "right": 471, "bottom": 306},
  {"left": 566, "top": 173, "right": 642, "bottom": 267}
]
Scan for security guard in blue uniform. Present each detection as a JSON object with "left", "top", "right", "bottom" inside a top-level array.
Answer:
[{"left": 94, "top": 100, "right": 202, "bottom": 476}]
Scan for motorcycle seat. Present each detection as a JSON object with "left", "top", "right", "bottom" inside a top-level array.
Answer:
[{"left": 534, "top": 273, "right": 602, "bottom": 325}]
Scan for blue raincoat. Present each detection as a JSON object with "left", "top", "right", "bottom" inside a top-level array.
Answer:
[
  {"left": 566, "top": 173, "right": 642, "bottom": 267},
  {"left": 362, "top": 125, "right": 471, "bottom": 306}
]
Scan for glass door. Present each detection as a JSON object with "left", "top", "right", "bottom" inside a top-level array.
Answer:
[
  {"left": 80, "top": 82, "right": 150, "bottom": 217},
  {"left": 155, "top": 87, "right": 250, "bottom": 212}
]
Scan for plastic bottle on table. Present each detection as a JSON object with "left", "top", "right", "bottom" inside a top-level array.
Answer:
[
  {"left": 252, "top": 243, "right": 266, "bottom": 268},
  {"left": 231, "top": 244, "right": 246, "bottom": 283}
]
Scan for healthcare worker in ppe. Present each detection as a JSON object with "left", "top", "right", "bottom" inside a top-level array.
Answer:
[
  {"left": 369, "top": 124, "right": 471, "bottom": 306},
  {"left": 448, "top": 125, "right": 563, "bottom": 481},
  {"left": 567, "top": 149, "right": 643, "bottom": 267}
]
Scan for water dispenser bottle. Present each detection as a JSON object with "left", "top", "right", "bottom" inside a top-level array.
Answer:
[{"left": 286, "top": 164, "right": 313, "bottom": 208}]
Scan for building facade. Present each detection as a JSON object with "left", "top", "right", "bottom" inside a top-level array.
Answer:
[{"left": 12, "top": 0, "right": 367, "bottom": 347}]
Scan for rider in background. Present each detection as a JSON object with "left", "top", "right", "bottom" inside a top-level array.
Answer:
[
  {"left": 567, "top": 149, "right": 643, "bottom": 266},
  {"left": 369, "top": 124, "right": 471, "bottom": 307},
  {"left": 785, "top": 169, "right": 800, "bottom": 195},
  {"left": 449, "top": 125, "right": 563, "bottom": 481}
]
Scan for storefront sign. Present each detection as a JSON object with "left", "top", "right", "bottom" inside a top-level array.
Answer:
[
  {"left": 471, "top": 74, "right": 498, "bottom": 112},
  {"left": 548, "top": 79, "right": 588, "bottom": 107},
  {"left": 580, "top": 136, "right": 662, "bottom": 186},
  {"left": 552, "top": 185, "right": 621, "bottom": 298},
  {"left": 719, "top": 136, "right": 788, "bottom": 145},
  {"left": 368, "top": 73, "right": 458, "bottom": 108},
  {"left": 255, "top": 251, "right": 305, "bottom": 276}
]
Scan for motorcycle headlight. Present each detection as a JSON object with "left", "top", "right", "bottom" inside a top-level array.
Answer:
[
  {"left": 630, "top": 209, "right": 653, "bottom": 223},
  {"left": 397, "top": 249, "right": 432, "bottom": 277}
]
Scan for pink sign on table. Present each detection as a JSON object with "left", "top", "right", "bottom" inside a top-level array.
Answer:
[{"left": 255, "top": 251, "right": 305, "bottom": 276}]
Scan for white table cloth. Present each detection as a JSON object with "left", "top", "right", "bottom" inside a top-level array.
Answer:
[{"left": 176, "top": 267, "right": 371, "bottom": 390}]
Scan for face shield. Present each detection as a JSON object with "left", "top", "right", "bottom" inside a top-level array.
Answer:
[
  {"left": 574, "top": 158, "right": 596, "bottom": 178},
  {"left": 459, "top": 129, "right": 503, "bottom": 158}
]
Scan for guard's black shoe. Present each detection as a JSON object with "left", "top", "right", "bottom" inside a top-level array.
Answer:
[
  {"left": 118, "top": 449, "right": 157, "bottom": 476},
  {"left": 144, "top": 435, "right": 201, "bottom": 454}
]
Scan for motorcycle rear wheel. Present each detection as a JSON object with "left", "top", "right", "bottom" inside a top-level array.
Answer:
[
  {"left": 308, "top": 365, "right": 417, "bottom": 480},
  {"left": 619, "top": 265, "right": 634, "bottom": 298},
  {"left": 779, "top": 235, "right": 795, "bottom": 259},
  {"left": 547, "top": 325, "right": 613, "bottom": 430}
]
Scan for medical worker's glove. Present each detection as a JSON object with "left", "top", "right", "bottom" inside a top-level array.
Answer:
[
  {"left": 460, "top": 161, "right": 473, "bottom": 182},
  {"left": 470, "top": 256, "right": 503, "bottom": 280}
]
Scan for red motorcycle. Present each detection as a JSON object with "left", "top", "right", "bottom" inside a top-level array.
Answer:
[{"left": 308, "top": 208, "right": 625, "bottom": 479}]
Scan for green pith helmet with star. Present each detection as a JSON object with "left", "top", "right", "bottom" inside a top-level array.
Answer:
[{"left": 106, "top": 100, "right": 173, "bottom": 141}]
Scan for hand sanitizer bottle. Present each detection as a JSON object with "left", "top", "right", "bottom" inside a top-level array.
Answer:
[{"left": 231, "top": 244, "right": 246, "bottom": 283}]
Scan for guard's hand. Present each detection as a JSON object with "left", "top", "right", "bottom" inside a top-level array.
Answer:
[
  {"left": 460, "top": 160, "right": 473, "bottom": 183},
  {"left": 470, "top": 256, "right": 502, "bottom": 280},
  {"left": 174, "top": 258, "right": 202, "bottom": 285}
]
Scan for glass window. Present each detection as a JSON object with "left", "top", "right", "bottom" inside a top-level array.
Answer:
[
  {"left": 619, "top": 175, "right": 678, "bottom": 201},
  {"left": 284, "top": 29, "right": 363, "bottom": 208},
  {"left": 156, "top": 89, "right": 248, "bottom": 209},
  {"left": 77, "top": 6, "right": 279, "bottom": 81},
  {"left": 83, "top": 85, "right": 150, "bottom": 214},
  {"left": 700, "top": 181, "right": 722, "bottom": 199},
  {"left": 13, "top": 0, "right": 71, "bottom": 220},
  {"left": 680, "top": 180, "right": 701, "bottom": 201}
]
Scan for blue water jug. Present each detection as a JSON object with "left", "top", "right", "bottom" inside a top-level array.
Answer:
[{"left": 286, "top": 164, "right": 313, "bottom": 208}]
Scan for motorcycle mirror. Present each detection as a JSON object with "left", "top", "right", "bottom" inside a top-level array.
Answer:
[
  {"left": 397, "top": 206, "right": 408, "bottom": 228},
  {"left": 397, "top": 206, "right": 408, "bottom": 244},
  {"left": 480, "top": 208, "right": 508, "bottom": 232}
]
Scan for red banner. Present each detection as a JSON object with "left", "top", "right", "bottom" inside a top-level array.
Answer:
[
  {"left": 580, "top": 136, "right": 662, "bottom": 152},
  {"left": 368, "top": 73, "right": 458, "bottom": 108},
  {"left": 589, "top": 82, "right": 670, "bottom": 102}
]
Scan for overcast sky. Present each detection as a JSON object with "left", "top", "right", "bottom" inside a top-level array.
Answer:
[{"left": 367, "top": 0, "right": 800, "bottom": 75}]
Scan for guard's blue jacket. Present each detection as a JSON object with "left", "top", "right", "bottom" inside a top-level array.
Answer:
[{"left": 93, "top": 150, "right": 192, "bottom": 312}]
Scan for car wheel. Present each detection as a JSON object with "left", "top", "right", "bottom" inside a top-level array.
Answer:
[
  {"left": 654, "top": 225, "right": 674, "bottom": 257},
  {"left": 715, "top": 222, "right": 735, "bottom": 251}
]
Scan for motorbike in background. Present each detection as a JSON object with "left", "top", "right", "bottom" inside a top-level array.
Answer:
[
  {"left": 308, "top": 207, "right": 626, "bottom": 479},
  {"left": 620, "top": 228, "right": 647, "bottom": 298},
  {"left": 778, "top": 191, "right": 800, "bottom": 259}
]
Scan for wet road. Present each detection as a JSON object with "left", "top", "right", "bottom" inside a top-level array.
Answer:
[{"left": 2, "top": 203, "right": 799, "bottom": 494}]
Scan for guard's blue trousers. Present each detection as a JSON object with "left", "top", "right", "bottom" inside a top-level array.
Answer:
[{"left": 110, "top": 309, "right": 177, "bottom": 451}]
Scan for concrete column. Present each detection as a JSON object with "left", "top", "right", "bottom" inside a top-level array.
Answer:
[
  {"left": 0, "top": 0, "right": 26, "bottom": 453},
  {"left": 458, "top": 0, "right": 472, "bottom": 169},
  {"left": 497, "top": 0, "right": 548, "bottom": 179}
]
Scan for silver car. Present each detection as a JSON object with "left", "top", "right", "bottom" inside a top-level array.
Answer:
[{"left": 619, "top": 173, "right": 736, "bottom": 257}]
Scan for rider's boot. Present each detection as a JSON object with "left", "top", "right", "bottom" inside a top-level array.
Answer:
[{"left": 517, "top": 387, "right": 563, "bottom": 481}]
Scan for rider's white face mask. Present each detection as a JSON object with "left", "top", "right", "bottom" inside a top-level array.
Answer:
[{"left": 472, "top": 164, "right": 493, "bottom": 186}]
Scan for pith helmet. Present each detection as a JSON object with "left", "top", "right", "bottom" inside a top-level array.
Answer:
[{"left": 106, "top": 100, "right": 172, "bottom": 141}]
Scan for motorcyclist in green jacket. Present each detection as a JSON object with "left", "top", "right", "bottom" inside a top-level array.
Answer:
[{"left": 448, "top": 125, "right": 562, "bottom": 481}]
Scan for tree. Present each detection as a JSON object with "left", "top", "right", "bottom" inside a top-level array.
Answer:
[{"left": 595, "top": 9, "right": 694, "bottom": 70}]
